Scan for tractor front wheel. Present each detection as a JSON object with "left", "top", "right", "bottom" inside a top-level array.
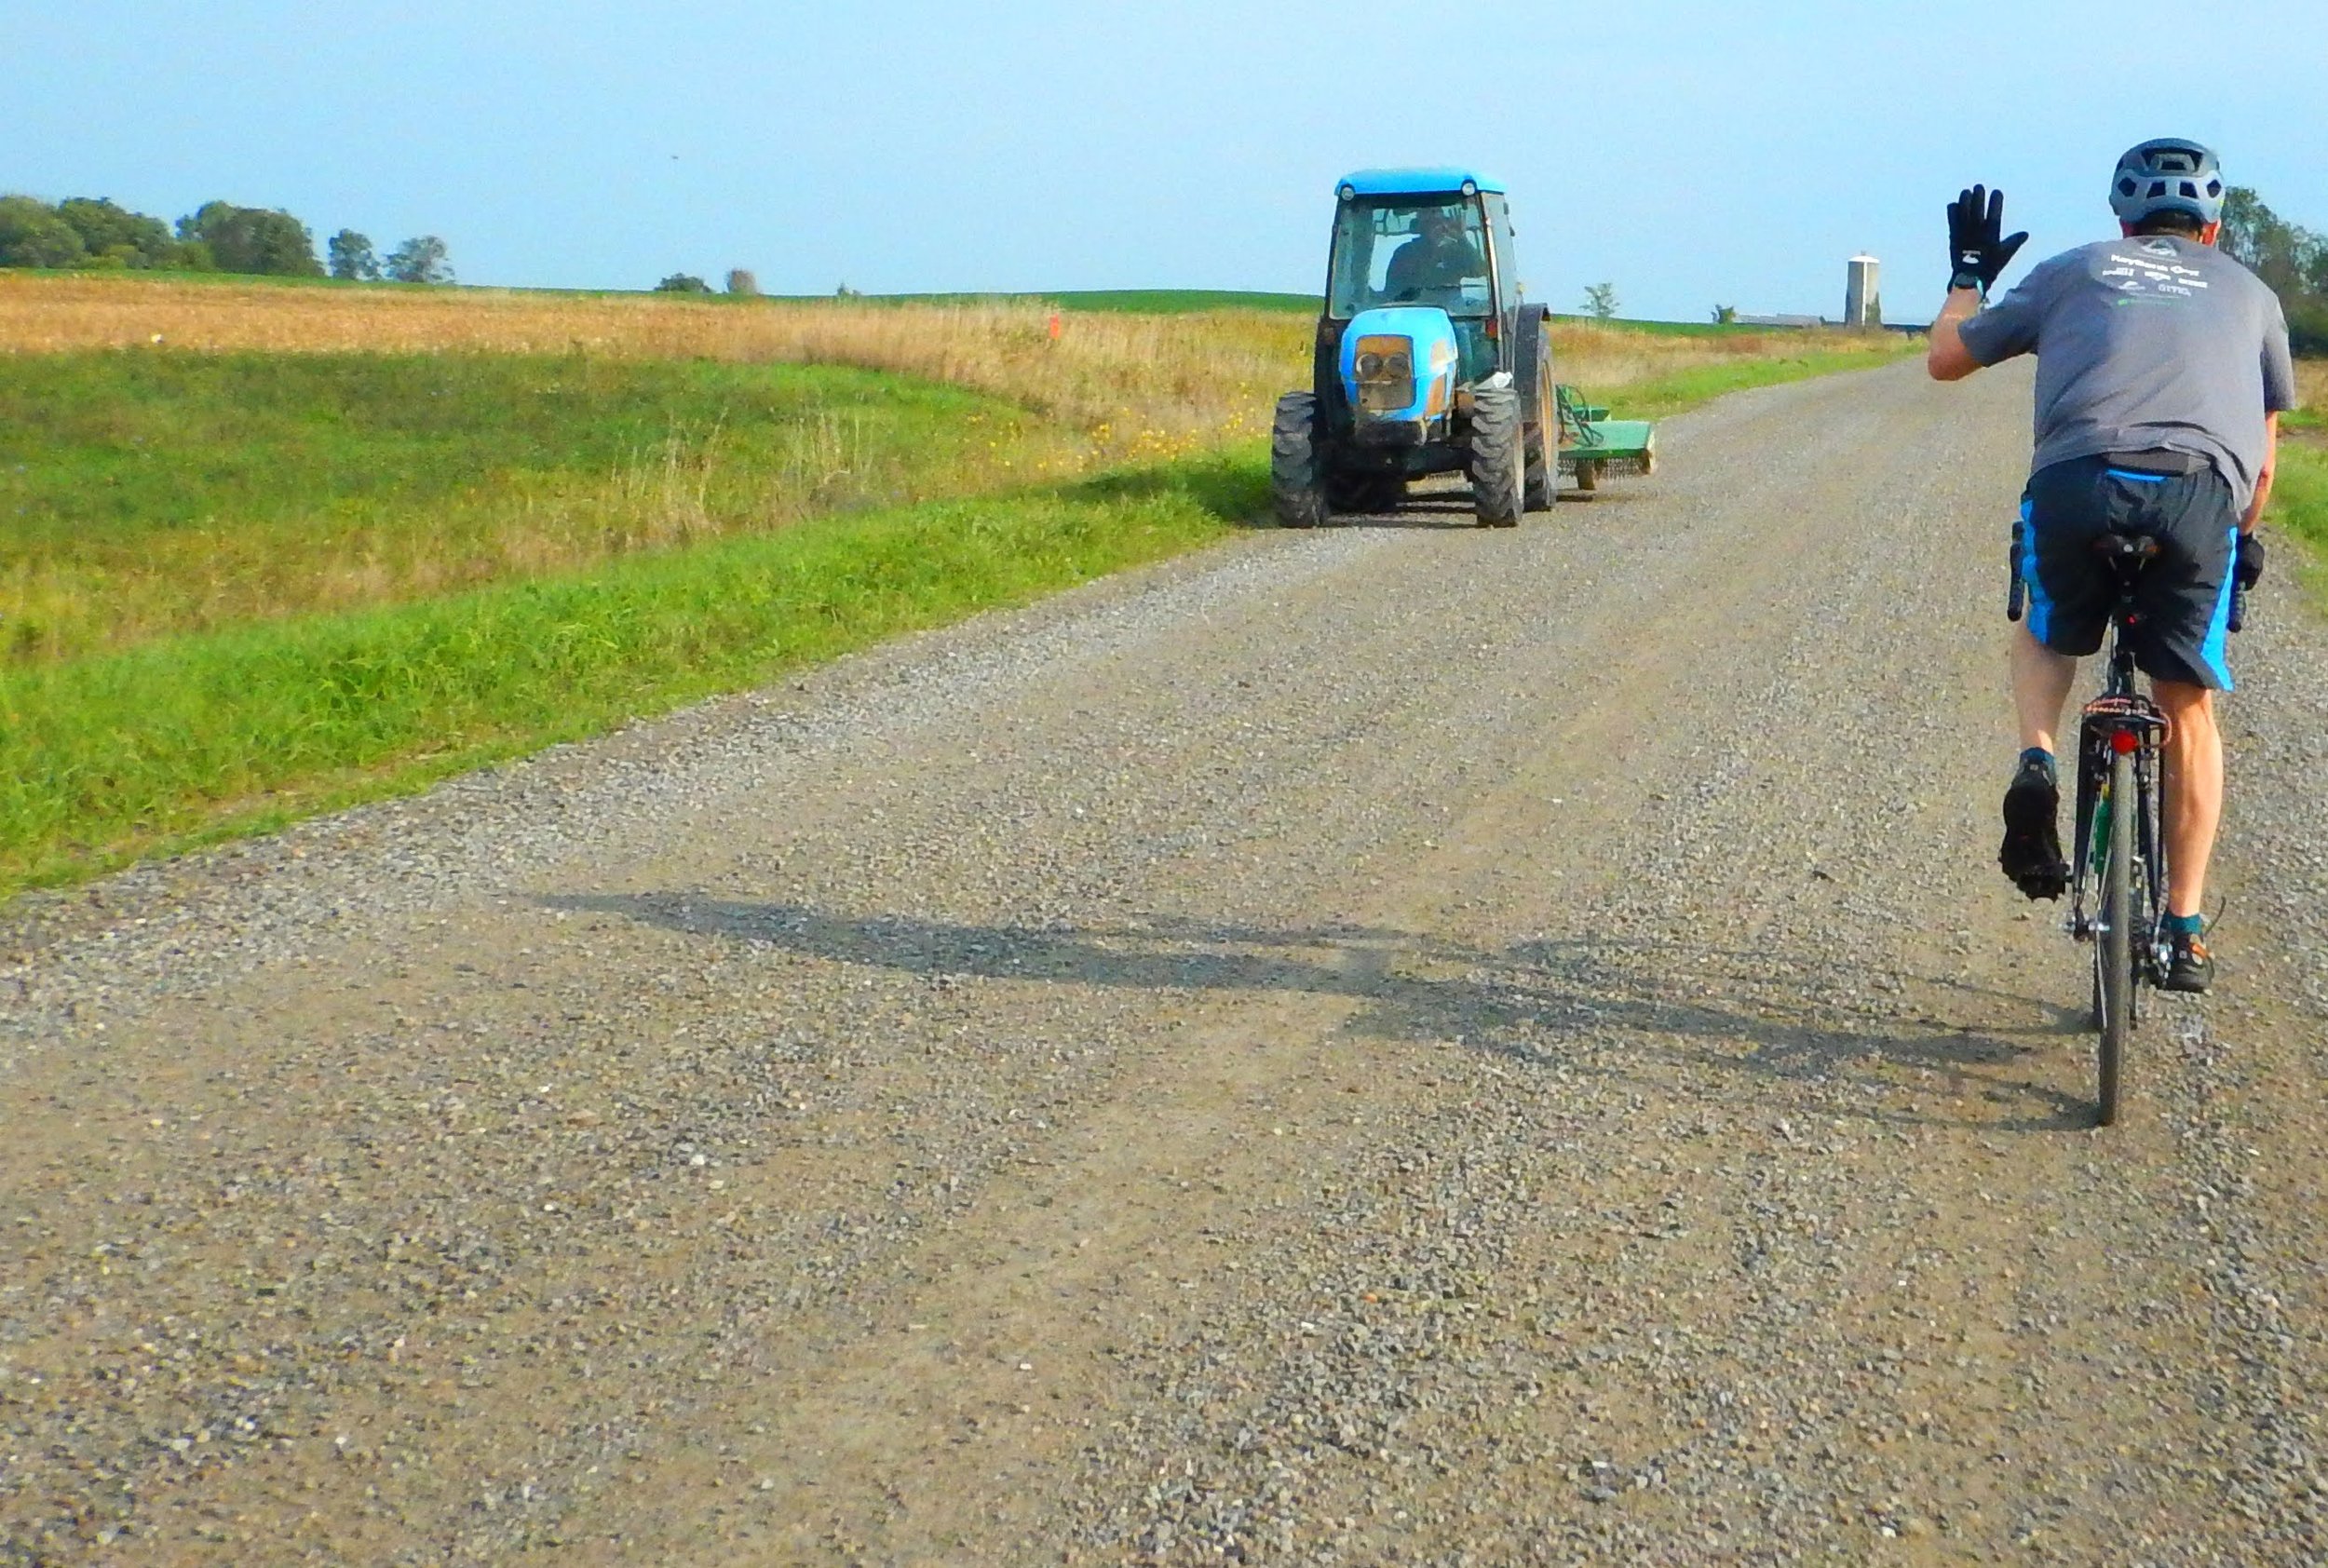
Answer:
[
  {"left": 1271, "top": 393, "right": 1329, "bottom": 529},
  {"left": 1469, "top": 387, "right": 1524, "bottom": 528}
]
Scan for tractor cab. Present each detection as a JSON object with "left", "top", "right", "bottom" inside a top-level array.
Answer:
[{"left": 1324, "top": 175, "right": 1512, "bottom": 386}]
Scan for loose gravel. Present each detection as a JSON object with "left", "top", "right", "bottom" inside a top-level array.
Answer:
[{"left": 5, "top": 360, "right": 2326, "bottom": 1566}]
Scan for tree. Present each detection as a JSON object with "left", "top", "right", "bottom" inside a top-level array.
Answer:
[
  {"left": 1711, "top": 304, "right": 1738, "bottom": 325},
  {"left": 654, "top": 273, "right": 712, "bottom": 293},
  {"left": 2220, "top": 186, "right": 2325, "bottom": 300},
  {"left": 724, "top": 268, "right": 758, "bottom": 296},
  {"left": 2220, "top": 183, "right": 2328, "bottom": 351},
  {"left": 0, "top": 196, "right": 87, "bottom": 268},
  {"left": 55, "top": 198, "right": 182, "bottom": 268},
  {"left": 328, "top": 229, "right": 380, "bottom": 281},
  {"left": 177, "top": 201, "right": 323, "bottom": 276},
  {"left": 1582, "top": 282, "right": 1619, "bottom": 320},
  {"left": 384, "top": 236, "right": 453, "bottom": 284}
]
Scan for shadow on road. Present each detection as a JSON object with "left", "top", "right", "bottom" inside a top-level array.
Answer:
[
  {"left": 1318, "top": 484, "right": 1641, "bottom": 533},
  {"left": 539, "top": 896, "right": 2093, "bottom": 1132}
]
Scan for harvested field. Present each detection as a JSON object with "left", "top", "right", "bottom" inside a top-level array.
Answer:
[{"left": 0, "top": 274, "right": 1895, "bottom": 441}]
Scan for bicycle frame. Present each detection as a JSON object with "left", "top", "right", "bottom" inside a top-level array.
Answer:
[{"left": 2065, "top": 577, "right": 2170, "bottom": 986}]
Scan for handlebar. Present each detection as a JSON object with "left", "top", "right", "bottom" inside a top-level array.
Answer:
[
  {"left": 2007, "top": 519, "right": 2025, "bottom": 623},
  {"left": 2227, "top": 530, "right": 2254, "bottom": 633},
  {"left": 2005, "top": 519, "right": 2254, "bottom": 633}
]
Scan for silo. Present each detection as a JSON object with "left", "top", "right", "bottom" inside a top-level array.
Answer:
[{"left": 1846, "top": 255, "right": 1881, "bottom": 328}]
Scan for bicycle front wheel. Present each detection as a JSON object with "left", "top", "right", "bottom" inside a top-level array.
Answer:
[{"left": 2095, "top": 747, "right": 2135, "bottom": 1126}]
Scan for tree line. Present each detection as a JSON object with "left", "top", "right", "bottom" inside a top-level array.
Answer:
[
  {"left": 2222, "top": 187, "right": 2328, "bottom": 354},
  {"left": 0, "top": 196, "right": 451, "bottom": 283}
]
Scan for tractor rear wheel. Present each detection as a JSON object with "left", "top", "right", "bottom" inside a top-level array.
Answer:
[
  {"left": 1519, "top": 320, "right": 1557, "bottom": 511},
  {"left": 1469, "top": 387, "right": 1524, "bottom": 528},
  {"left": 1270, "top": 393, "right": 1328, "bottom": 528}
]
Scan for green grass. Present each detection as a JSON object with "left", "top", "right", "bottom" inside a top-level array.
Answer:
[
  {"left": 1583, "top": 345, "right": 1915, "bottom": 424},
  {"left": 0, "top": 457, "right": 1263, "bottom": 894},
  {"left": 0, "top": 339, "right": 1902, "bottom": 898},
  {"left": 2275, "top": 440, "right": 2328, "bottom": 609},
  {"left": 0, "top": 352, "right": 1035, "bottom": 660}
]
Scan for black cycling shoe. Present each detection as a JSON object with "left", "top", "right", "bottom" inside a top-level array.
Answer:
[
  {"left": 2161, "top": 925, "right": 2214, "bottom": 994},
  {"left": 1999, "top": 753, "right": 2068, "bottom": 900}
]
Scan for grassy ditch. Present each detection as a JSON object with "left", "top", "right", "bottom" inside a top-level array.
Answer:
[{"left": 0, "top": 458, "right": 1260, "bottom": 894}]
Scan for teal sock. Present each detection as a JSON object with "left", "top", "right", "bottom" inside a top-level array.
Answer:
[{"left": 2162, "top": 912, "right": 2205, "bottom": 936}]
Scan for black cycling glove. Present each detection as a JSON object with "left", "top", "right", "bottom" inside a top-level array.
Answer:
[
  {"left": 2234, "top": 531, "right": 2266, "bottom": 591},
  {"left": 1946, "top": 184, "right": 2029, "bottom": 295}
]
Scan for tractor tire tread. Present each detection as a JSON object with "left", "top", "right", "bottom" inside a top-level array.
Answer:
[
  {"left": 1469, "top": 386, "right": 1524, "bottom": 527},
  {"left": 1270, "top": 392, "right": 1328, "bottom": 529}
]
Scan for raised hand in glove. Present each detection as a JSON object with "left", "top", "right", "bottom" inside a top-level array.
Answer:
[{"left": 1946, "top": 184, "right": 2029, "bottom": 295}]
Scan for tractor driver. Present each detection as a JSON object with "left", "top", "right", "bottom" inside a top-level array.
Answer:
[{"left": 1385, "top": 206, "right": 1482, "bottom": 301}]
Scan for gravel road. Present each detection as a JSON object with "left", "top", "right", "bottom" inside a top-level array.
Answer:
[{"left": 7, "top": 359, "right": 2327, "bottom": 1566}]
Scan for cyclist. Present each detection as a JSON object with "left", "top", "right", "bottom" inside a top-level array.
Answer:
[{"left": 1927, "top": 140, "right": 2296, "bottom": 992}]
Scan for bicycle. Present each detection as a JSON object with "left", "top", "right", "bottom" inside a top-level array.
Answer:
[{"left": 2006, "top": 523, "right": 2248, "bottom": 1126}]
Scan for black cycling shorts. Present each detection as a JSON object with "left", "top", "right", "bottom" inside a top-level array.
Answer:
[{"left": 2018, "top": 453, "right": 2240, "bottom": 691}]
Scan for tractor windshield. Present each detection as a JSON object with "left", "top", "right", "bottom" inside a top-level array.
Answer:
[{"left": 1327, "top": 196, "right": 1494, "bottom": 319}]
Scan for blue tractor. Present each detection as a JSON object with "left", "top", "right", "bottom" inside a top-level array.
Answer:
[{"left": 1271, "top": 168, "right": 1654, "bottom": 528}]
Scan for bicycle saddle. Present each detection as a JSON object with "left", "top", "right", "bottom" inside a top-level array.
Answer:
[{"left": 2091, "top": 533, "right": 2161, "bottom": 563}]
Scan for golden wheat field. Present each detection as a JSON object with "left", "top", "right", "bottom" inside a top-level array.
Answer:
[{"left": 0, "top": 273, "right": 1876, "bottom": 438}]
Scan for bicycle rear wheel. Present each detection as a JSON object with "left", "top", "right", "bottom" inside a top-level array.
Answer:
[{"left": 2094, "top": 747, "right": 2134, "bottom": 1126}]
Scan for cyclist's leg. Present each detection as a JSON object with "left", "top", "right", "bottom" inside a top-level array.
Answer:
[
  {"left": 2001, "top": 462, "right": 2115, "bottom": 897},
  {"left": 2010, "top": 622, "right": 2076, "bottom": 752},
  {"left": 2124, "top": 465, "right": 2237, "bottom": 989},
  {"left": 2153, "top": 680, "right": 2222, "bottom": 917}
]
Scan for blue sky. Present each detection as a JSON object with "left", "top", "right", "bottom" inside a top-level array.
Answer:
[{"left": 8, "top": 1, "right": 2326, "bottom": 322}]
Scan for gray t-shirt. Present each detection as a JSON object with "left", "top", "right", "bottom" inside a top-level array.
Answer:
[{"left": 1958, "top": 234, "right": 2297, "bottom": 512}]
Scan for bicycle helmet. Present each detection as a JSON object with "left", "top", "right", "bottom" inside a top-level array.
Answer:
[{"left": 2108, "top": 139, "right": 2226, "bottom": 228}]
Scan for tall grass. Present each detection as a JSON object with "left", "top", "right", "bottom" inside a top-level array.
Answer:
[
  {"left": 0, "top": 355, "right": 1069, "bottom": 661},
  {"left": 0, "top": 274, "right": 1895, "bottom": 444},
  {"left": 2290, "top": 359, "right": 2325, "bottom": 429},
  {"left": 0, "top": 273, "right": 1302, "bottom": 441}
]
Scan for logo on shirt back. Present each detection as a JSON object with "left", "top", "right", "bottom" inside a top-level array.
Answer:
[{"left": 2092, "top": 243, "right": 2208, "bottom": 302}]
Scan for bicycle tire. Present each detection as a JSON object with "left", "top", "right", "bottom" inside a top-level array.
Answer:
[{"left": 2095, "top": 746, "right": 2134, "bottom": 1126}]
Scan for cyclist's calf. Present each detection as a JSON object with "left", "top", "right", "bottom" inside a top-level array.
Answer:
[{"left": 2151, "top": 679, "right": 2222, "bottom": 917}]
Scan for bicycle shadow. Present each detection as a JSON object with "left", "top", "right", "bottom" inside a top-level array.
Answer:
[{"left": 540, "top": 896, "right": 2092, "bottom": 1133}]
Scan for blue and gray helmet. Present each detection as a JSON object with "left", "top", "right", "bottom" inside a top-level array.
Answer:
[{"left": 2107, "top": 139, "right": 2226, "bottom": 228}]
